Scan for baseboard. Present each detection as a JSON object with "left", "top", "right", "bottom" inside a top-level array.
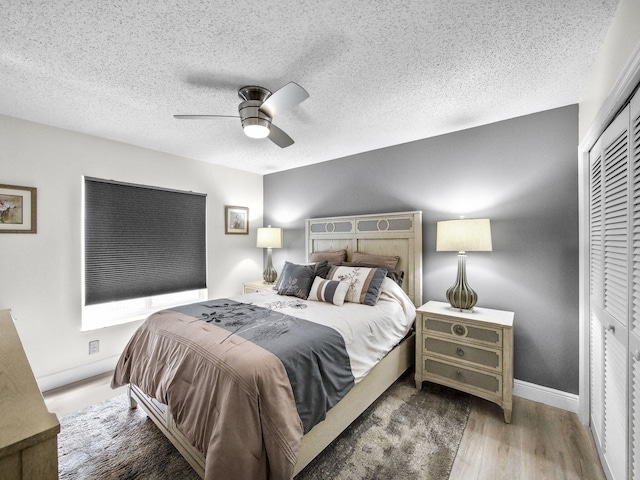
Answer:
[
  {"left": 513, "top": 379, "right": 579, "bottom": 413},
  {"left": 37, "top": 355, "right": 120, "bottom": 393}
]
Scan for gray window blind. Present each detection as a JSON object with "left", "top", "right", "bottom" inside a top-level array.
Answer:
[{"left": 84, "top": 177, "right": 207, "bottom": 306}]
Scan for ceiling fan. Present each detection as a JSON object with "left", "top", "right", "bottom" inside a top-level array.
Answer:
[{"left": 174, "top": 82, "right": 309, "bottom": 148}]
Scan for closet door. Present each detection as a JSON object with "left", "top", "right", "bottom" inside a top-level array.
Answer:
[
  {"left": 603, "top": 321, "right": 628, "bottom": 480},
  {"left": 590, "top": 138, "right": 605, "bottom": 445},
  {"left": 590, "top": 105, "right": 630, "bottom": 480},
  {"left": 629, "top": 89, "right": 640, "bottom": 480},
  {"left": 631, "top": 334, "right": 640, "bottom": 480}
]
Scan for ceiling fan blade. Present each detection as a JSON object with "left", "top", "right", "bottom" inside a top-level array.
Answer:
[
  {"left": 260, "top": 82, "right": 309, "bottom": 117},
  {"left": 268, "top": 124, "right": 294, "bottom": 148},
  {"left": 174, "top": 115, "right": 239, "bottom": 119}
]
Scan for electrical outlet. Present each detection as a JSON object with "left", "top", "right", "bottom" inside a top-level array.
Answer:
[{"left": 89, "top": 340, "right": 99, "bottom": 355}]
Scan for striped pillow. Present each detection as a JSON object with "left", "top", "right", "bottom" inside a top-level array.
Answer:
[{"left": 308, "top": 276, "right": 350, "bottom": 306}]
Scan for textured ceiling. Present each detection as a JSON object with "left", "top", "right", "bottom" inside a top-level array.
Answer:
[{"left": 1, "top": 1, "right": 621, "bottom": 174}]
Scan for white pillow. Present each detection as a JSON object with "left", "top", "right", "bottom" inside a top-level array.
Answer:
[{"left": 307, "top": 276, "right": 350, "bottom": 306}]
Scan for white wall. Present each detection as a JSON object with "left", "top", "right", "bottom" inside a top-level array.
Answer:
[
  {"left": 579, "top": 0, "right": 640, "bottom": 141},
  {"left": 0, "top": 114, "right": 263, "bottom": 385}
]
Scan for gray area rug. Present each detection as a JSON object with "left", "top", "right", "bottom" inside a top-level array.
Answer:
[{"left": 59, "top": 374, "right": 470, "bottom": 479}]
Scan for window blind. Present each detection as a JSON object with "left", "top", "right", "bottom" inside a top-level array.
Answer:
[{"left": 84, "top": 177, "right": 206, "bottom": 306}]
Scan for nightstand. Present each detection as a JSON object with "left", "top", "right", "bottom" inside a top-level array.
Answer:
[
  {"left": 415, "top": 300, "right": 514, "bottom": 423},
  {"left": 242, "top": 280, "right": 275, "bottom": 294}
]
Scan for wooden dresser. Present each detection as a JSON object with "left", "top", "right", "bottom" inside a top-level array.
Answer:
[
  {"left": 415, "top": 301, "right": 514, "bottom": 423},
  {"left": 0, "top": 309, "right": 60, "bottom": 479}
]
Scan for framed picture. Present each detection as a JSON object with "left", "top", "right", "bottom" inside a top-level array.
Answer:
[
  {"left": 225, "top": 206, "right": 249, "bottom": 234},
  {"left": 0, "top": 184, "right": 37, "bottom": 234}
]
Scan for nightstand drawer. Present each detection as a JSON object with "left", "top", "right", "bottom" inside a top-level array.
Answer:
[
  {"left": 424, "top": 316, "right": 502, "bottom": 347},
  {"left": 423, "top": 336, "right": 502, "bottom": 372},
  {"left": 424, "top": 357, "right": 502, "bottom": 396}
]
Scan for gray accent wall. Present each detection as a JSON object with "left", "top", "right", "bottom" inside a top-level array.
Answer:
[{"left": 264, "top": 105, "right": 579, "bottom": 394}]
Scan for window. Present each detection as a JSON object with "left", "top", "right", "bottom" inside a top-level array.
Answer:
[{"left": 83, "top": 177, "right": 207, "bottom": 329}]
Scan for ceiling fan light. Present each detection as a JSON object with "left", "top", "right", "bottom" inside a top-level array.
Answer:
[
  {"left": 244, "top": 124, "right": 270, "bottom": 139},
  {"left": 241, "top": 115, "right": 270, "bottom": 139}
]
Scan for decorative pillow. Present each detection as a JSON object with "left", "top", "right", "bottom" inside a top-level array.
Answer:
[
  {"left": 327, "top": 265, "right": 387, "bottom": 306},
  {"left": 350, "top": 251, "right": 400, "bottom": 270},
  {"left": 341, "top": 262, "right": 405, "bottom": 287},
  {"left": 312, "top": 260, "right": 331, "bottom": 279},
  {"left": 309, "top": 249, "right": 347, "bottom": 265},
  {"left": 307, "top": 276, "right": 350, "bottom": 306},
  {"left": 275, "top": 260, "right": 328, "bottom": 290},
  {"left": 277, "top": 261, "right": 328, "bottom": 299}
]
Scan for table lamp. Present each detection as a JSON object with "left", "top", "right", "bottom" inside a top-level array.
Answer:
[
  {"left": 436, "top": 218, "right": 492, "bottom": 311},
  {"left": 256, "top": 225, "right": 283, "bottom": 283}
]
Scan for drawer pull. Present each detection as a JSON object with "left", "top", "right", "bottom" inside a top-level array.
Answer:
[
  {"left": 635, "top": 350, "right": 640, "bottom": 362},
  {"left": 456, "top": 347, "right": 465, "bottom": 357},
  {"left": 453, "top": 324, "right": 466, "bottom": 336}
]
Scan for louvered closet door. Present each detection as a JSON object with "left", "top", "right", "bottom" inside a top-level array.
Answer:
[
  {"left": 629, "top": 89, "right": 640, "bottom": 480},
  {"left": 590, "top": 137, "right": 605, "bottom": 444},
  {"left": 631, "top": 334, "right": 640, "bottom": 480},
  {"left": 603, "top": 112, "right": 630, "bottom": 326},
  {"left": 590, "top": 105, "right": 630, "bottom": 480},
  {"left": 602, "top": 106, "right": 629, "bottom": 480},
  {"left": 590, "top": 310, "right": 605, "bottom": 443}
]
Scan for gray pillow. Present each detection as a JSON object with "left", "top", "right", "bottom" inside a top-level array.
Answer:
[{"left": 277, "top": 261, "right": 328, "bottom": 299}]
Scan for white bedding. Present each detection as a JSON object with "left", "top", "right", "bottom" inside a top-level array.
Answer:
[{"left": 231, "top": 277, "right": 416, "bottom": 382}]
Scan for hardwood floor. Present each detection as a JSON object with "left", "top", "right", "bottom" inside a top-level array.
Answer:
[
  {"left": 43, "top": 374, "right": 606, "bottom": 480},
  {"left": 449, "top": 396, "right": 605, "bottom": 480}
]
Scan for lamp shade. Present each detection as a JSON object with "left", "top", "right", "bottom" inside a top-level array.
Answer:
[
  {"left": 436, "top": 218, "right": 492, "bottom": 252},
  {"left": 256, "top": 226, "right": 283, "bottom": 249}
]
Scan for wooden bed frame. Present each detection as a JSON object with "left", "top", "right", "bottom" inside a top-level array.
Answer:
[{"left": 127, "top": 210, "right": 423, "bottom": 477}]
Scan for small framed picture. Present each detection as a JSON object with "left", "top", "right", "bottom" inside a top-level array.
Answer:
[
  {"left": 225, "top": 206, "right": 249, "bottom": 234},
  {"left": 0, "top": 184, "right": 37, "bottom": 234}
]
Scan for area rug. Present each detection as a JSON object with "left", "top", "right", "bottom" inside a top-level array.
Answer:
[{"left": 59, "top": 374, "right": 470, "bottom": 480}]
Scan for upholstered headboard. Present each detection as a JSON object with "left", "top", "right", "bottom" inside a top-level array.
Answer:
[{"left": 305, "top": 211, "right": 422, "bottom": 306}]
